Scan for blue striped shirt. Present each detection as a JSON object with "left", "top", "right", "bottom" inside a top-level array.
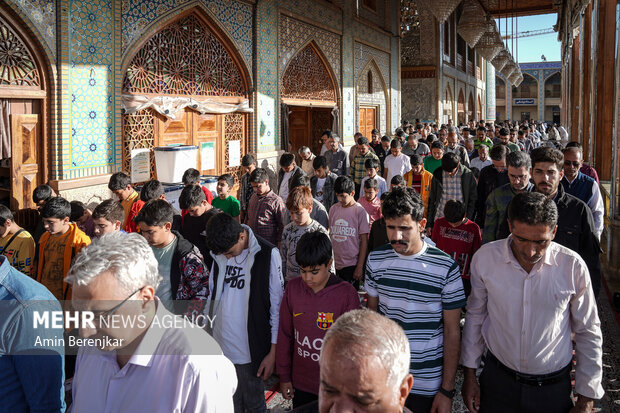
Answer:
[{"left": 365, "top": 242, "right": 466, "bottom": 396}]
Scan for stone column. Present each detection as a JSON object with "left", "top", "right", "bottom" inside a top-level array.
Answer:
[{"left": 485, "top": 61, "right": 496, "bottom": 121}]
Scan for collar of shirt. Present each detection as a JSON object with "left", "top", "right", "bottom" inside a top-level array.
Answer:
[{"left": 503, "top": 235, "right": 557, "bottom": 270}]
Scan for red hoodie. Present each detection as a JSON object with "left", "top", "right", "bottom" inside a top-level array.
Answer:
[{"left": 276, "top": 275, "right": 361, "bottom": 395}]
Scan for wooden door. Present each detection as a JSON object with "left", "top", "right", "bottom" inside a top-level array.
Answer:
[
  {"left": 193, "top": 113, "right": 221, "bottom": 176},
  {"left": 156, "top": 110, "right": 191, "bottom": 147},
  {"left": 310, "top": 108, "right": 333, "bottom": 155},
  {"left": 11, "top": 114, "right": 39, "bottom": 210},
  {"left": 359, "top": 106, "right": 376, "bottom": 138},
  {"left": 288, "top": 106, "right": 310, "bottom": 153}
]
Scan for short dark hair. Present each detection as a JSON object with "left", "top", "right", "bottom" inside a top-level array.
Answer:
[
  {"left": 70, "top": 201, "right": 86, "bottom": 222},
  {"left": 530, "top": 147, "right": 563, "bottom": 171},
  {"left": 364, "top": 158, "right": 379, "bottom": 170},
  {"left": 140, "top": 180, "right": 164, "bottom": 202},
  {"left": 499, "top": 128, "right": 509, "bottom": 136},
  {"left": 506, "top": 151, "right": 531, "bottom": 169},
  {"left": 410, "top": 154, "right": 423, "bottom": 166},
  {"left": 313, "top": 155, "right": 328, "bottom": 170},
  {"left": 489, "top": 144, "right": 508, "bottom": 161},
  {"left": 390, "top": 175, "right": 405, "bottom": 186},
  {"left": 357, "top": 136, "right": 369, "bottom": 146},
  {"left": 133, "top": 199, "right": 174, "bottom": 227},
  {"left": 290, "top": 174, "right": 311, "bottom": 189},
  {"left": 390, "top": 139, "right": 402, "bottom": 149},
  {"left": 41, "top": 197, "right": 71, "bottom": 220},
  {"left": 249, "top": 168, "right": 269, "bottom": 183},
  {"left": 334, "top": 176, "right": 355, "bottom": 194},
  {"left": 565, "top": 141, "right": 582, "bottom": 149},
  {"left": 381, "top": 135, "right": 391, "bottom": 142},
  {"left": 241, "top": 154, "right": 256, "bottom": 167},
  {"left": 321, "top": 130, "right": 333, "bottom": 139},
  {"left": 441, "top": 152, "right": 460, "bottom": 172},
  {"left": 381, "top": 187, "right": 424, "bottom": 222},
  {"left": 371, "top": 128, "right": 379, "bottom": 135},
  {"left": 296, "top": 231, "right": 333, "bottom": 268},
  {"left": 0, "top": 205, "right": 14, "bottom": 226},
  {"left": 444, "top": 200, "right": 466, "bottom": 223},
  {"left": 431, "top": 141, "right": 444, "bottom": 150},
  {"left": 507, "top": 192, "right": 558, "bottom": 229},
  {"left": 218, "top": 173, "right": 235, "bottom": 188},
  {"left": 92, "top": 199, "right": 124, "bottom": 223},
  {"left": 179, "top": 185, "right": 206, "bottom": 210},
  {"left": 280, "top": 153, "right": 295, "bottom": 167},
  {"left": 205, "top": 213, "right": 244, "bottom": 255},
  {"left": 396, "top": 130, "right": 405, "bottom": 138},
  {"left": 477, "top": 126, "right": 487, "bottom": 132},
  {"left": 182, "top": 168, "right": 201, "bottom": 185},
  {"left": 364, "top": 178, "right": 379, "bottom": 190},
  {"left": 33, "top": 184, "right": 54, "bottom": 204},
  {"left": 108, "top": 172, "right": 131, "bottom": 191}
]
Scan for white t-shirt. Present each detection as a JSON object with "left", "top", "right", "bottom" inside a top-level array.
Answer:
[
  {"left": 383, "top": 153, "right": 412, "bottom": 184},
  {"left": 279, "top": 171, "right": 292, "bottom": 200},
  {"left": 315, "top": 177, "right": 327, "bottom": 202}
]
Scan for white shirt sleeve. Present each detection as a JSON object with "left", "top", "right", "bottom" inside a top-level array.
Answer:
[
  {"left": 587, "top": 183, "right": 604, "bottom": 240},
  {"left": 185, "top": 355, "right": 238, "bottom": 412},
  {"left": 269, "top": 248, "right": 285, "bottom": 344}
]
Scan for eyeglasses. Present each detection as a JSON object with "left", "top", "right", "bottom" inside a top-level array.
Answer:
[
  {"left": 90, "top": 286, "right": 146, "bottom": 323},
  {"left": 564, "top": 160, "right": 581, "bottom": 168}
]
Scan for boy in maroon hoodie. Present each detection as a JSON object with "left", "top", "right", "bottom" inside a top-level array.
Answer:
[{"left": 276, "top": 231, "right": 361, "bottom": 408}]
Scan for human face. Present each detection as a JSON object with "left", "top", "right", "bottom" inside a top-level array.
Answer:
[
  {"left": 216, "top": 180, "right": 231, "bottom": 198},
  {"left": 251, "top": 180, "right": 270, "bottom": 196},
  {"left": 358, "top": 144, "right": 369, "bottom": 155},
  {"left": 508, "top": 221, "right": 557, "bottom": 272},
  {"left": 112, "top": 186, "right": 133, "bottom": 202},
  {"left": 532, "top": 162, "right": 563, "bottom": 197},
  {"left": 438, "top": 131, "right": 447, "bottom": 143},
  {"left": 301, "top": 150, "right": 312, "bottom": 161},
  {"left": 222, "top": 231, "right": 247, "bottom": 259},
  {"left": 43, "top": 217, "right": 70, "bottom": 236},
  {"left": 507, "top": 166, "right": 531, "bottom": 192},
  {"left": 314, "top": 167, "right": 327, "bottom": 179},
  {"left": 300, "top": 262, "right": 331, "bottom": 293},
  {"left": 93, "top": 217, "right": 121, "bottom": 238},
  {"left": 138, "top": 222, "right": 173, "bottom": 248},
  {"left": 281, "top": 163, "right": 295, "bottom": 173},
  {"left": 336, "top": 192, "right": 355, "bottom": 207},
  {"left": 364, "top": 187, "right": 378, "bottom": 202},
  {"left": 463, "top": 130, "right": 470, "bottom": 139},
  {"left": 371, "top": 132, "right": 380, "bottom": 143},
  {"left": 366, "top": 168, "right": 377, "bottom": 178},
  {"left": 390, "top": 147, "right": 401, "bottom": 157},
  {"left": 319, "top": 341, "right": 411, "bottom": 413},
  {"left": 492, "top": 158, "right": 506, "bottom": 172},
  {"left": 385, "top": 214, "right": 426, "bottom": 256},
  {"left": 431, "top": 148, "right": 443, "bottom": 160},
  {"left": 242, "top": 164, "right": 256, "bottom": 175},
  {"left": 381, "top": 140, "right": 390, "bottom": 150},
  {"left": 186, "top": 200, "right": 209, "bottom": 217},
  {"left": 328, "top": 138, "right": 339, "bottom": 151},
  {"left": 476, "top": 129, "right": 485, "bottom": 140},
  {"left": 477, "top": 147, "right": 488, "bottom": 161},
  {"left": 290, "top": 207, "right": 312, "bottom": 226},
  {"left": 0, "top": 221, "right": 10, "bottom": 238},
  {"left": 509, "top": 131, "right": 517, "bottom": 142},
  {"left": 407, "top": 137, "right": 417, "bottom": 149},
  {"left": 464, "top": 140, "right": 474, "bottom": 152},
  {"left": 447, "top": 132, "right": 458, "bottom": 147},
  {"left": 563, "top": 150, "right": 582, "bottom": 181},
  {"left": 322, "top": 134, "right": 329, "bottom": 144},
  {"left": 499, "top": 135, "right": 509, "bottom": 145}
]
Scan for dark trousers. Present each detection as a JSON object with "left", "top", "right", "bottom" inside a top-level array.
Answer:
[
  {"left": 336, "top": 266, "right": 359, "bottom": 290},
  {"left": 293, "top": 388, "right": 318, "bottom": 409},
  {"left": 479, "top": 354, "right": 573, "bottom": 413},
  {"left": 405, "top": 393, "right": 434, "bottom": 413},
  {"left": 354, "top": 183, "right": 361, "bottom": 200},
  {"left": 233, "top": 363, "right": 267, "bottom": 413}
]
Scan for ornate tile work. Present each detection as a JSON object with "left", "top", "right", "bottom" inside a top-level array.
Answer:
[
  {"left": 401, "top": 6, "right": 434, "bottom": 67},
  {"left": 354, "top": 42, "right": 389, "bottom": 89},
  {"left": 69, "top": 0, "right": 114, "bottom": 169},
  {"left": 279, "top": 15, "right": 341, "bottom": 88},
  {"left": 278, "top": 0, "right": 342, "bottom": 30},
  {"left": 8, "top": 0, "right": 55, "bottom": 58},
  {"left": 121, "top": 0, "right": 253, "bottom": 73},
  {"left": 358, "top": 0, "right": 386, "bottom": 30},
  {"left": 402, "top": 78, "right": 437, "bottom": 121},
  {"left": 485, "top": 62, "right": 496, "bottom": 120},
  {"left": 357, "top": 63, "right": 388, "bottom": 133},
  {"left": 256, "top": 0, "right": 278, "bottom": 151}
]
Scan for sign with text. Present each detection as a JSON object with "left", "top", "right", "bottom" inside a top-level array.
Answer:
[
  {"left": 514, "top": 98, "right": 535, "bottom": 105},
  {"left": 131, "top": 149, "right": 151, "bottom": 183}
]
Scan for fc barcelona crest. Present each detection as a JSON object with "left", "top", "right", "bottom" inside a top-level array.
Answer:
[{"left": 316, "top": 312, "right": 334, "bottom": 330}]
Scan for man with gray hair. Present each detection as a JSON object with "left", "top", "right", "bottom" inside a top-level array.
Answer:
[
  {"left": 298, "top": 146, "right": 316, "bottom": 177},
  {"left": 324, "top": 134, "right": 348, "bottom": 176},
  {"left": 319, "top": 309, "right": 414, "bottom": 413},
  {"left": 444, "top": 126, "right": 470, "bottom": 167},
  {"left": 67, "top": 232, "right": 237, "bottom": 412}
]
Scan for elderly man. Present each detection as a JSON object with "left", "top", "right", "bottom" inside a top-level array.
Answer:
[
  {"left": 323, "top": 134, "right": 348, "bottom": 176},
  {"left": 298, "top": 146, "right": 316, "bottom": 177},
  {"left": 462, "top": 192, "right": 603, "bottom": 413},
  {"left": 444, "top": 126, "right": 470, "bottom": 167},
  {"left": 68, "top": 232, "right": 237, "bottom": 411},
  {"left": 319, "top": 309, "right": 414, "bottom": 413}
]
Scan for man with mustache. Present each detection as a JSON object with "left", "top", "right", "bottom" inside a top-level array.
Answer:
[
  {"left": 529, "top": 147, "right": 602, "bottom": 298},
  {"left": 365, "top": 187, "right": 465, "bottom": 413},
  {"left": 462, "top": 192, "right": 603, "bottom": 413}
]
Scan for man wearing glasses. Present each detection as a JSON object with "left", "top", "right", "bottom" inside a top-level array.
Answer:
[{"left": 67, "top": 232, "right": 237, "bottom": 412}]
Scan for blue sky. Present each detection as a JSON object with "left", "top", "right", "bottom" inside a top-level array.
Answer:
[{"left": 495, "top": 13, "right": 561, "bottom": 63}]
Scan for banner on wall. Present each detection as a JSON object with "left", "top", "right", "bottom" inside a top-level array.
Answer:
[
  {"left": 229, "top": 140, "right": 241, "bottom": 167},
  {"left": 200, "top": 142, "right": 216, "bottom": 170},
  {"left": 122, "top": 95, "right": 253, "bottom": 119},
  {"left": 131, "top": 149, "right": 151, "bottom": 183}
]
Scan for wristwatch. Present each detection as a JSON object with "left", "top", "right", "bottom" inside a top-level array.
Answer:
[{"left": 438, "top": 386, "right": 456, "bottom": 399}]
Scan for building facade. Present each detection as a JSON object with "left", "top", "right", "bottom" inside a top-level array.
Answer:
[{"left": 0, "top": 0, "right": 401, "bottom": 206}]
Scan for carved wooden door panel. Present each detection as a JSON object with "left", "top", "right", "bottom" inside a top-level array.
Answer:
[
  {"left": 156, "top": 110, "right": 191, "bottom": 147},
  {"left": 359, "top": 107, "right": 376, "bottom": 139},
  {"left": 310, "top": 108, "right": 332, "bottom": 155},
  {"left": 193, "top": 113, "right": 221, "bottom": 175},
  {"left": 10, "top": 114, "right": 39, "bottom": 210},
  {"left": 288, "top": 106, "right": 310, "bottom": 153}
]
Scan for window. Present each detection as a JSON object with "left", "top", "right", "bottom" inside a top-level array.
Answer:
[{"left": 368, "top": 71, "right": 373, "bottom": 94}]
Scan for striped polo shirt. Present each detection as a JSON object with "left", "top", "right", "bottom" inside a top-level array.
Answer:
[{"left": 365, "top": 242, "right": 466, "bottom": 396}]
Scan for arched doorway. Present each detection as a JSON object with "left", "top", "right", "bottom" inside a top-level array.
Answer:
[
  {"left": 281, "top": 42, "right": 338, "bottom": 156},
  {"left": 477, "top": 94, "right": 482, "bottom": 122},
  {"left": 457, "top": 90, "right": 466, "bottom": 125},
  {"left": 443, "top": 84, "right": 453, "bottom": 123},
  {"left": 511, "top": 73, "right": 538, "bottom": 121},
  {"left": 496, "top": 76, "right": 506, "bottom": 120},
  {"left": 356, "top": 59, "right": 388, "bottom": 139},
  {"left": 122, "top": 10, "right": 250, "bottom": 189},
  {"left": 468, "top": 93, "right": 475, "bottom": 122},
  {"left": 0, "top": 9, "right": 49, "bottom": 210},
  {"left": 544, "top": 72, "right": 561, "bottom": 123}
]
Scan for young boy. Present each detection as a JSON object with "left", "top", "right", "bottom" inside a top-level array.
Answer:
[
  {"left": 37, "top": 197, "right": 91, "bottom": 300},
  {"left": 70, "top": 201, "right": 95, "bottom": 238},
  {"left": 0, "top": 205, "right": 36, "bottom": 276},
  {"left": 276, "top": 231, "right": 360, "bottom": 407},
  {"left": 423, "top": 141, "right": 444, "bottom": 175},
  {"left": 182, "top": 168, "right": 214, "bottom": 204},
  {"left": 280, "top": 186, "right": 329, "bottom": 282},
  {"left": 32, "top": 184, "right": 56, "bottom": 244},
  {"left": 133, "top": 199, "right": 209, "bottom": 313},
  {"left": 247, "top": 168, "right": 286, "bottom": 246},
  {"left": 390, "top": 174, "right": 406, "bottom": 191},
  {"left": 358, "top": 179, "right": 381, "bottom": 226},
  {"left": 403, "top": 154, "right": 434, "bottom": 217},
  {"left": 108, "top": 172, "right": 140, "bottom": 232},
  {"left": 328, "top": 176, "right": 369, "bottom": 290},
  {"left": 310, "top": 155, "right": 338, "bottom": 212},
  {"left": 359, "top": 158, "right": 387, "bottom": 199},
  {"left": 383, "top": 139, "right": 412, "bottom": 184},
  {"left": 431, "top": 200, "right": 481, "bottom": 297},
  {"left": 240, "top": 154, "right": 257, "bottom": 223},
  {"left": 92, "top": 199, "right": 125, "bottom": 238},
  {"left": 179, "top": 184, "right": 221, "bottom": 268},
  {"left": 212, "top": 173, "right": 241, "bottom": 220}
]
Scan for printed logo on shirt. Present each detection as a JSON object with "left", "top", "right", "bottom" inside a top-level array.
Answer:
[
  {"left": 331, "top": 219, "right": 356, "bottom": 242},
  {"left": 295, "top": 329, "right": 323, "bottom": 362},
  {"left": 224, "top": 265, "right": 246, "bottom": 289},
  {"left": 293, "top": 312, "right": 304, "bottom": 317},
  {"left": 316, "top": 312, "right": 334, "bottom": 330},
  {"left": 439, "top": 226, "right": 474, "bottom": 243}
]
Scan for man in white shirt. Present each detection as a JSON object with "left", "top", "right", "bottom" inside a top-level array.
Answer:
[
  {"left": 444, "top": 126, "right": 470, "bottom": 167},
  {"left": 383, "top": 139, "right": 412, "bottom": 184},
  {"left": 469, "top": 145, "right": 492, "bottom": 171},
  {"left": 462, "top": 192, "right": 603, "bottom": 413},
  {"left": 68, "top": 232, "right": 237, "bottom": 412}
]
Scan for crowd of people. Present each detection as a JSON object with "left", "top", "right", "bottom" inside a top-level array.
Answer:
[{"left": 0, "top": 118, "right": 605, "bottom": 413}]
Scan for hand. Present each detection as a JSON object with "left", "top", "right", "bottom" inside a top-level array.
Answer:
[
  {"left": 570, "top": 396, "right": 594, "bottom": 413},
  {"left": 462, "top": 370, "right": 480, "bottom": 413},
  {"left": 256, "top": 348, "right": 276, "bottom": 380},
  {"left": 353, "top": 265, "right": 363, "bottom": 281},
  {"left": 430, "top": 391, "right": 453, "bottom": 413},
  {"left": 280, "top": 382, "right": 294, "bottom": 400}
]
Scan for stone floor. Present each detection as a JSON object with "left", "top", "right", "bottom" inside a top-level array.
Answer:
[{"left": 267, "top": 282, "right": 620, "bottom": 412}]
